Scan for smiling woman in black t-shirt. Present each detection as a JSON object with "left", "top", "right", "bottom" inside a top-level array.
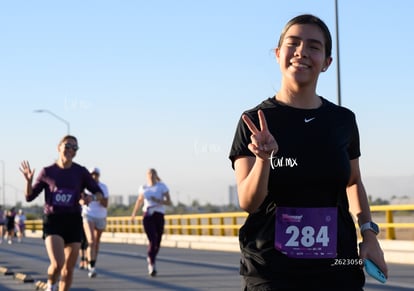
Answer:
[{"left": 229, "top": 14, "right": 387, "bottom": 291}]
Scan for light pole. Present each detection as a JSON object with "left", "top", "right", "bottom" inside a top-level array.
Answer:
[
  {"left": 0, "top": 160, "right": 5, "bottom": 207},
  {"left": 335, "top": 0, "right": 342, "bottom": 106},
  {"left": 34, "top": 109, "right": 70, "bottom": 134}
]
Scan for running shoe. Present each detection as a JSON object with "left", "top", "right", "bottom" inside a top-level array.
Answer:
[
  {"left": 44, "top": 284, "right": 57, "bottom": 291},
  {"left": 88, "top": 267, "right": 97, "bottom": 278},
  {"left": 148, "top": 264, "right": 157, "bottom": 277}
]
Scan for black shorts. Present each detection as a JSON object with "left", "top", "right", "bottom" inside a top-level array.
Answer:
[
  {"left": 6, "top": 221, "right": 15, "bottom": 232},
  {"left": 43, "top": 213, "right": 83, "bottom": 244}
]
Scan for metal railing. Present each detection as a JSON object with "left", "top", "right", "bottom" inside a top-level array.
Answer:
[
  {"left": 107, "top": 212, "right": 248, "bottom": 236},
  {"left": 25, "top": 204, "right": 414, "bottom": 240},
  {"left": 370, "top": 204, "right": 414, "bottom": 239}
]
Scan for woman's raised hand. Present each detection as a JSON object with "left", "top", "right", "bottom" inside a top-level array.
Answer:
[
  {"left": 242, "top": 110, "right": 278, "bottom": 160},
  {"left": 19, "top": 160, "right": 35, "bottom": 182}
]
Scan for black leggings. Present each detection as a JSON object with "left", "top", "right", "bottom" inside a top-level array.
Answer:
[{"left": 143, "top": 212, "right": 165, "bottom": 265}]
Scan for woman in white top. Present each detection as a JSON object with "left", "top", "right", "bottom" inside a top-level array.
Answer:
[
  {"left": 81, "top": 167, "right": 109, "bottom": 278},
  {"left": 131, "top": 168, "right": 172, "bottom": 276},
  {"left": 14, "top": 209, "right": 26, "bottom": 243}
]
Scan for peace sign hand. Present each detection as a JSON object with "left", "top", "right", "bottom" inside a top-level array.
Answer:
[{"left": 242, "top": 110, "right": 279, "bottom": 161}]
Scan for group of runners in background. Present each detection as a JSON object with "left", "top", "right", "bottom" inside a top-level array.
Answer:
[{"left": 0, "top": 206, "right": 26, "bottom": 244}]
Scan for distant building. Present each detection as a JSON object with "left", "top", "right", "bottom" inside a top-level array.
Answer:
[
  {"left": 228, "top": 185, "right": 238, "bottom": 206},
  {"left": 108, "top": 195, "right": 123, "bottom": 206},
  {"left": 128, "top": 195, "right": 138, "bottom": 206}
]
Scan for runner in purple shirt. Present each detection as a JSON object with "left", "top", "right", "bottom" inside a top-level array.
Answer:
[{"left": 20, "top": 135, "right": 103, "bottom": 291}]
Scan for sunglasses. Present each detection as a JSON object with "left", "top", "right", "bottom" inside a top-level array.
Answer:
[{"left": 64, "top": 143, "right": 79, "bottom": 151}]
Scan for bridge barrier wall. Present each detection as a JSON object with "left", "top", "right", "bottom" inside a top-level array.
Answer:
[{"left": 26, "top": 231, "right": 414, "bottom": 264}]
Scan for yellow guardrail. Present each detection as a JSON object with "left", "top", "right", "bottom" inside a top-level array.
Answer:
[
  {"left": 370, "top": 204, "right": 414, "bottom": 239},
  {"left": 24, "top": 204, "right": 414, "bottom": 240},
  {"left": 106, "top": 212, "right": 249, "bottom": 236}
]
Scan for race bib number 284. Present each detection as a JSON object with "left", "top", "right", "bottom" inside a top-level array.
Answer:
[{"left": 274, "top": 207, "right": 337, "bottom": 259}]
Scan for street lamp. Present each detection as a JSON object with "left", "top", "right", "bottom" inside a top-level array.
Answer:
[
  {"left": 0, "top": 160, "right": 5, "bottom": 207},
  {"left": 34, "top": 109, "right": 70, "bottom": 134},
  {"left": 335, "top": 0, "right": 342, "bottom": 106}
]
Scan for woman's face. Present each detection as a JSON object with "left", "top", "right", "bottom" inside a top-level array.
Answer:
[
  {"left": 147, "top": 169, "right": 154, "bottom": 178},
  {"left": 146, "top": 169, "right": 158, "bottom": 183},
  {"left": 276, "top": 24, "right": 332, "bottom": 87},
  {"left": 58, "top": 137, "right": 78, "bottom": 162}
]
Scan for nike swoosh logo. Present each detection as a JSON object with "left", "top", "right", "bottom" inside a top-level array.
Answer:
[{"left": 304, "top": 117, "right": 316, "bottom": 123}]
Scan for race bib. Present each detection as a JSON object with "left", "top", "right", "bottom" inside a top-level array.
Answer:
[
  {"left": 275, "top": 207, "right": 337, "bottom": 258},
  {"left": 52, "top": 188, "right": 76, "bottom": 207}
]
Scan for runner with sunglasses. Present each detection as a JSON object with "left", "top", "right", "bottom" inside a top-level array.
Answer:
[{"left": 20, "top": 135, "right": 103, "bottom": 291}]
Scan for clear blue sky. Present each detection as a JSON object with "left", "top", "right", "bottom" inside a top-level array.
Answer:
[{"left": 1, "top": 0, "right": 413, "bottom": 206}]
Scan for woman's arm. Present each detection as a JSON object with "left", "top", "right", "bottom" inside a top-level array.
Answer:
[
  {"left": 20, "top": 161, "right": 34, "bottom": 197},
  {"left": 158, "top": 191, "right": 172, "bottom": 206},
  {"left": 131, "top": 194, "right": 144, "bottom": 219},
  {"left": 97, "top": 183, "right": 109, "bottom": 208},
  {"left": 233, "top": 110, "right": 278, "bottom": 214},
  {"left": 347, "top": 158, "right": 388, "bottom": 277},
  {"left": 98, "top": 196, "right": 109, "bottom": 208},
  {"left": 234, "top": 155, "right": 270, "bottom": 213},
  {"left": 19, "top": 161, "right": 43, "bottom": 202}
]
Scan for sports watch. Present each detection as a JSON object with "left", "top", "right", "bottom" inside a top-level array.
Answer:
[{"left": 360, "top": 221, "right": 379, "bottom": 235}]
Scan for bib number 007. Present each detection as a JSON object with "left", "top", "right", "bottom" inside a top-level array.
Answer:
[
  {"left": 284, "top": 225, "right": 330, "bottom": 247},
  {"left": 55, "top": 193, "right": 73, "bottom": 203}
]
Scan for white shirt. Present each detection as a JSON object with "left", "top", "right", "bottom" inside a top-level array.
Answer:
[
  {"left": 15, "top": 213, "right": 26, "bottom": 225},
  {"left": 140, "top": 182, "right": 169, "bottom": 214},
  {"left": 83, "top": 181, "right": 109, "bottom": 218}
]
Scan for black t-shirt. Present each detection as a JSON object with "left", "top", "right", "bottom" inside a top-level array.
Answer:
[{"left": 229, "top": 97, "right": 364, "bottom": 287}]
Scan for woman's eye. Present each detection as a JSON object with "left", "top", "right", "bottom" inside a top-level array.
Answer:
[{"left": 286, "top": 42, "right": 299, "bottom": 47}]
